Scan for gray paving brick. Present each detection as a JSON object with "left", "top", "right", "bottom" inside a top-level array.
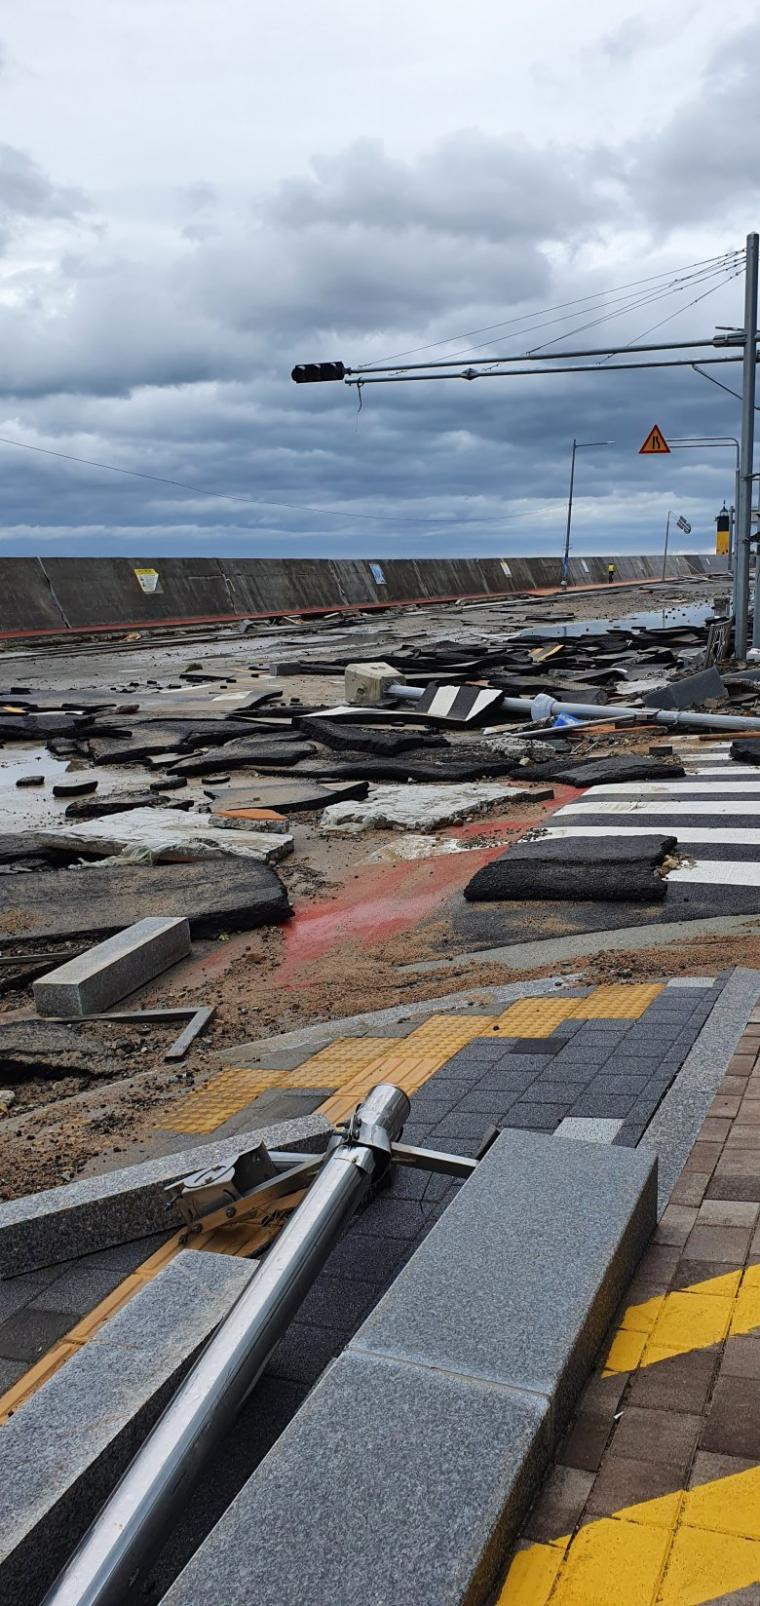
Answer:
[
  {"left": 352, "top": 1199, "right": 430, "bottom": 1240},
  {"left": 520, "top": 1081, "right": 587, "bottom": 1105},
  {"left": 587, "top": 1073, "right": 651, "bottom": 1095},
  {"left": 265, "top": 1322, "right": 342, "bottom": 1386},
  {"left": 296, "top": 1276, "right": 376, "bottom": 1335},
  {"left": 0, "top": 1306, "right": 74, "bottom": 1363},
  {"left": 430, "top": 1113, "right": 501, "bottom": 1142},
  {"left": 34, "top": 1263, "right": 130, "bottom": 1315},
  {"left": 0, "top": 1358, "right": 27, "bottom": 1391},
  {"left": 473, "top": 1070, "right": 538, "bottom": 1093},
  {"left": 504, "top": 1104, "right": 568, "bottom": 1130},
  {"left": 551, "top": 1047, "right": 614, "bottom": 1068},
  {"left": 456, "top": 1089, "right": 529, "bottom": 1118},
  {"left": 570, "top": 1090, "right": 639, "bottom": 1119},
  {"left": 324, "top": 1230, "right": 416, "bottom": 1286},
  {"left": 603, "top": 1044, "right": 666, "bottom": 1062},
  {"left": 0, "top": 1269, "right": 64, "bottom": 1324}
]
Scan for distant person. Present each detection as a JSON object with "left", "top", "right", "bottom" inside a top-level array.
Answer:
[{"left": 607, "top": 562, "right": 615, "bottom": 584}]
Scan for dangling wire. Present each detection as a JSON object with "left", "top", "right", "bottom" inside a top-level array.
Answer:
[{"left": 355, "top": 380, "right": 364, "bottom": 424}]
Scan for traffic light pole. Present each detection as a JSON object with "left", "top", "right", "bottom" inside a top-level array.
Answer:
[{"left": 734, "top": 232, "right": 759, "bottom": 657}]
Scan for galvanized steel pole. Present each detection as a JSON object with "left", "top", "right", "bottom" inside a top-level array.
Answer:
[
  {"left": 734, "top": 232, "right": 758, "bottom": 657},
  {"left": 388, "top": 682, "right": 760, "bottom": 732},
  {"left": 42, "top": 1083, "right": 410, "bottom": 1606}
]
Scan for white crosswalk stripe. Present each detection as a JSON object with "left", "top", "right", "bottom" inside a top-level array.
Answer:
[{"left": 542, "top": 742, "right": 760, "bottom": 888}]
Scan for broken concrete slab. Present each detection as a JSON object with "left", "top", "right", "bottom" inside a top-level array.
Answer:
[
  {"left": 463, "top": 833, "right": 677, "bottom": 903},
  {"left": 38, "top": 808, "right": 294, "bottom": 865},
  {"left": 0, "top": 860, "right": 291, "bottom": 943},
  {"left": 0, "top": 1114, "right": 330, "bottom": 1273},
  {"left": 0, "top": 1251, "right": 259, "bottom": 1606},
  {"left": 33, "top": 916, "right": 191, "bottom": 1018},
  {"left": 322, "top": 781, "right": 545, "bottom": 833}
]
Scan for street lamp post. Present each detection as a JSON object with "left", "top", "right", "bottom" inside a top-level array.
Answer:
[{"left": 561, "top": 438, "right": 614, "bottom": 587}]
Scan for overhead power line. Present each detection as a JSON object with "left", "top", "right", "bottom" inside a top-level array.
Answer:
[{"left": 368, "top": 247, "right": 744, "bottom": 365}]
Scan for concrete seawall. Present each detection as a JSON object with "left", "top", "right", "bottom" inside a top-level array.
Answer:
[{"left": 0, "top": 553, "right": 725, "bottom": 638}]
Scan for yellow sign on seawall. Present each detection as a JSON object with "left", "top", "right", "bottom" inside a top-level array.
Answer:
[{"left": 133, "top": 568, "right": 161, "bottom": 594}]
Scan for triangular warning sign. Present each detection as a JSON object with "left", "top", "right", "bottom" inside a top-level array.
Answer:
[{"left": 639, "top": 424, "right": 670, "bottom": 455}]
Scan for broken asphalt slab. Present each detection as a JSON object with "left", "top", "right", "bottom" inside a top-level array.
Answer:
[
  {"left": 0, "top": 860, "right": 291, "bottom": 942},
  {"left": 730, "top": 738, "right": 760, "bottom": 766},
  {"left": 463, "top": 833, "right": 678, "bottom": 903},
  {"left": 518, "top": 754, "right": 686, "bottom": 787},
  {"left": 293, "top": 715, "right": 447, "bottom": 755},
  {"left": 207, "top": 779, "right": 370, "bottom": 813},
  {"left": 0, "top": 1020, "right": 116, "bottom": 1079},
  {"left": 170, "top": 739, "right": 317, "bottom": 776}
]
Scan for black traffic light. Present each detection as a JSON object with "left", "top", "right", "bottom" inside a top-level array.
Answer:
[{"left": 291, "top": 361, "right": 346, "bottom": 383}]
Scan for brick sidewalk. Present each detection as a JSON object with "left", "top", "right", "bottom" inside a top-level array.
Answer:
[{"left": 499, "top": 1005, "right": 760, "bottom": 1604}]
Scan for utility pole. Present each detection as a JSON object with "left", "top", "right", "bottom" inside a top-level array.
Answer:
[
  {"left": 561, "top": 438, "right": 613, "bottom": 587},
  {"left": 734, "top": 232, "right": 758, "bottom": 656},
  {"left": 561, "top": 439, "right": 577, "bottom": 588},
  {"left": 662, "top": 510, "right": 671, "bottom": 581}
]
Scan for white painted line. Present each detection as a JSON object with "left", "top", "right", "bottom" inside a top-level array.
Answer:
[
  {"left": 544, "top": 825, "right": 760, "bottom": 844},
  {"left": 585, "top": 781, "right": 760, "bottom": 794},
  {"left": 667, "top": 859, "right": 760, "bottom": 886},
  {"left": 557, "top": 799, "right": 760, "bottom": 816}
]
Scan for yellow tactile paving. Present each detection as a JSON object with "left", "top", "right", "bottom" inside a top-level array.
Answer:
[
  {"left": 161, "top": 986, "right": 667, "bottom": 1135},
  {"left": 479, "top": 998, "right": 581, "bottom": 1038},
  {"left": 570, "top": 983, "right": 664, "bottom": 1019},
  {"left": 158, "top": 1067, "right": 292, "bottom": 1133}
]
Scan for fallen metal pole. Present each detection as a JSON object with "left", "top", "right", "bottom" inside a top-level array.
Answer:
[
  {"left": 388, "top": 682, "right": 760, "bottom": 733},
  {"left": 42, "top": 1082, "right": 410, "bottom": 1606}
]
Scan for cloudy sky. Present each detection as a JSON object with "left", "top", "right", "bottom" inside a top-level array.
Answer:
[{"left": 0, "top": 0, "right": 758, "bottom": 560}]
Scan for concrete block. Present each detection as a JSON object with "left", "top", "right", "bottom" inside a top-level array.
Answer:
[
  {"left": 162, "top": 1350, "right": 551, "bottom": 1606},
  {"left": 343, "top": 661, "right": 401, "bottom": 706},
  {"left": 0, "top": 1251, "right": 258, "bottom": 1606},
  {"left": 33, "top": 916, "right": 191, "bottom": 1018},
  {"left": 0, "top": 1114, "right": 331, "bottom": 1275},
  {"left": 351, "top": 1129, "right": 657, "bottom": 1429}
]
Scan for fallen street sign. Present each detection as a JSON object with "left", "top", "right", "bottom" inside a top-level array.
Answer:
[{"left": 639, "top": 424, "right": 670, "bottom": 454}]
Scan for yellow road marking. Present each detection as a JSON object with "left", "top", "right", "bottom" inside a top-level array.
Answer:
[
  {"left": 604, "top": 1265, "right": 760, "bottom": 1373},
  {"left": 499, "top": 1468, "right": 760, "bottom": 1603}
]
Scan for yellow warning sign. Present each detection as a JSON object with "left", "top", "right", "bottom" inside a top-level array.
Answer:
[{"left": 639, "top": 424, "right": 670, "bottom": 455}]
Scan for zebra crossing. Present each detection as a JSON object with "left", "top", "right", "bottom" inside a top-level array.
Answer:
[{"left": 543, "top": 742, "right": 760, "bottom": 888}]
